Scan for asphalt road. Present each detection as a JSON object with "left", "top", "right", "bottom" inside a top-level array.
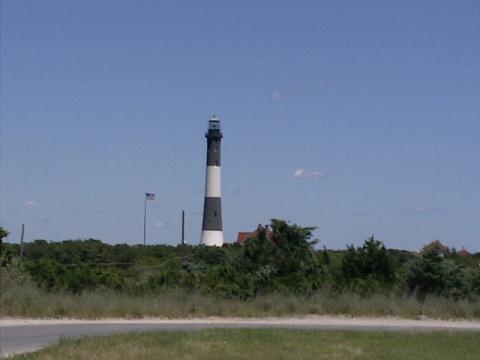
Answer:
[{"left": 2, "top": 318, "right": 480, "bottom": 358}]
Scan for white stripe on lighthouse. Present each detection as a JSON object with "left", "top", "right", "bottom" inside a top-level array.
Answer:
[
  {"left": 205, "top": 166, "right": 222, "bottom": 198},
  {"left": 200, "top": 230, "right": 224, "bottom": 247}
]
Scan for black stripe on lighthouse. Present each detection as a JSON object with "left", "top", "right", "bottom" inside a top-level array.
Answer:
[
  {"left": 207, "top": 138, "right": 221, "bottom": 166},
  {"left": 202, "top": 197, "right": 222, "bottom": 230}
]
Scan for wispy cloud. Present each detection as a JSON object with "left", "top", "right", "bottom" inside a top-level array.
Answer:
[
  {"left": 154, "top": 219, "right": 180, "bottom": 228},
  {"left": 25, "top": 200, "right": 39, "bottom": 208},
  {"left": 272, "top": 89, "right": 282, "bottom": 101},
  {"left": 34, "top": 218, "right": 51, "bottom": 223},
  {"left": 353, "top": 211, "right": 373, "bottom": 217},
  {"left": 69, "top": 208, "right": 109, "bottom": 216},
  {"left": 414, "top": 208, "right": 441, "bottom": 214},
  {"left": 293, "top": 168, "right": 325, "bottom": 179},
  {"left": 189, "top": 188, "right": 204, "bottom": 195},
  {"left": 392, "top": 207, "right": 442, "bottom": 215},
  {"left": 272, "top": 82, "right": 324, "bottom": 101}
]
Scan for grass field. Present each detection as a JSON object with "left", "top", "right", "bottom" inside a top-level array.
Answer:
[{"left": 11, "top": 329, "right": 480, "bottom": 360}]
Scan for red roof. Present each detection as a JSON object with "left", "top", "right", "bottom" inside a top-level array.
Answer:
[
  {"left": 236, "top": 232, "right": 254, "bottom": 245},
  {"left": 236, "top": 227, "right": 275, "bottom": 245}
]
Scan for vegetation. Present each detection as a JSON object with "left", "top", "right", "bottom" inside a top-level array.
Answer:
[
  {"left": 11, "top": 329, "right": 480, "bottom": 360},
  {"left": 3, "top": 281, "right": 479, "bottom": 319},
  {"left": 1, "top": 221, "right": 479, "bottom": 319}
]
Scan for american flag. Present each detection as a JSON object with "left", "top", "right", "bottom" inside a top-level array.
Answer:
[{"left": 145, "top": 192, "right": 155, "bottom": 200}]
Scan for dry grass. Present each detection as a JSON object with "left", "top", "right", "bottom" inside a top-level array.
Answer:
[
  {"left": 11, "top": 329, "right": 480, "bottom": 360},
  {"left": 1, "top": 277, "right": 479, "bottom": 320}
]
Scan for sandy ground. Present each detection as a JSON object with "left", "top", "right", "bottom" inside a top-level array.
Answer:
[{"left": 2, "top": 315, "right": 480, "bottom": 329}]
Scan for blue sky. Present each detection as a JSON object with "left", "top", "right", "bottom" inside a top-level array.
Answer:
[{"left": 1, "top": 0, "right": 479, "bottom": 250}]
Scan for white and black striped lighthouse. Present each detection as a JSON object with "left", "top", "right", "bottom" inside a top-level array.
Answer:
[{"left": 200, "top": 115, "right": 224, "bottom": 246}]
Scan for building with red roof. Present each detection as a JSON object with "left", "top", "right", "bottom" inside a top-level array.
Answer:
[{"left": 236, "top": 226, "right": 275, "bottom": 245}]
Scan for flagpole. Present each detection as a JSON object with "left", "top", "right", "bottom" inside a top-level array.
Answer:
[{"left": 143, "top": 195, "right": 147, "bottom": 246}]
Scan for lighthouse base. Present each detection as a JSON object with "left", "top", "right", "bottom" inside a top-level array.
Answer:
[{"left": 200, "top": 230, "right": 224, "bottom": 246}]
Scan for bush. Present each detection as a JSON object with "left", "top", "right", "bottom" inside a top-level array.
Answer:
[{"left": 1, "top": 222, "right": 479, "bottom": 302}]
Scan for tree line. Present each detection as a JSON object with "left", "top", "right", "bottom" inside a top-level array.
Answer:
[{"left": 1, "top": 221, "right": 479, "bottom": 300}]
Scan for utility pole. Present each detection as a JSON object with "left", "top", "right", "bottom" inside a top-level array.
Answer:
[
  {"left": 20, "top": 223, "right": 25, "bottom": 258},
  {"left": 181, "top": 210, "right": 185, "bottom": 245},
  {"left": 144, "top": 192, "right": 155, "bottom": 245},
  {"left": 143, "top": 197, "right": 147, "bottom": 246}
]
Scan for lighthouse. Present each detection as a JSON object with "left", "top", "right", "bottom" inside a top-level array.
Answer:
[{"left": 200, "top": 115, "right": 224, "bottom": 246}]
